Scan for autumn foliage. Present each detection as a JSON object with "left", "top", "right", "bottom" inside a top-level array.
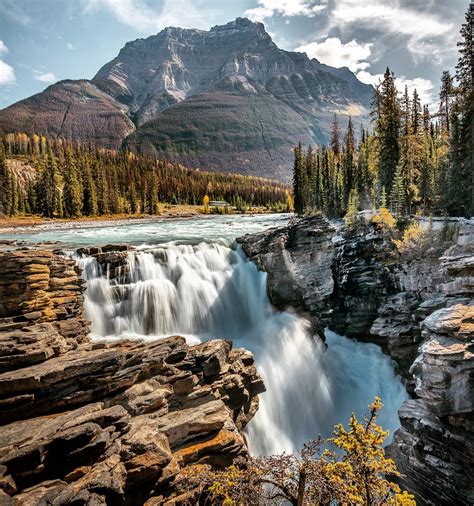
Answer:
[{"left": 180, "top": 398, "right": 415, "bottom": 505}]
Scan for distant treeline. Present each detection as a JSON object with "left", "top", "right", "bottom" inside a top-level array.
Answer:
[
  {"left": 0, "top": 134, "right": 290, "bottom": 218},
  {"left": 293, "top": 5, "right": 473, "bottom": 219}
]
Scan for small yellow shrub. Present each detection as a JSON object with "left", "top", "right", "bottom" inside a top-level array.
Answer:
[
  {"left": 393, "top": 222, "right": 428, "bottom": 256},
  {"left": 372, "top": 208, "right": 396, "bottom": 235}
]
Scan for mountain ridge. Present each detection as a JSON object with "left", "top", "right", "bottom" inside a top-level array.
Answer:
[{"left": 0, "top": 18, "right": 373, "bottom": 181}]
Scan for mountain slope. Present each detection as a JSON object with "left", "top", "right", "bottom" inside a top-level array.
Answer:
[
  {"left": 0, "top": 18, "right": 373, "bottom": 180},
  {"left": 0, "top": 80, "right": 135, "bottom": 149}
]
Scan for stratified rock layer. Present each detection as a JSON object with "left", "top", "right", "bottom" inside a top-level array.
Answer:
[
  {"left": 0, "top": 249, "right": 264, "bottom": 504},
  {"left": 390, "top": 303, "right": 473, "bottom": 506}
]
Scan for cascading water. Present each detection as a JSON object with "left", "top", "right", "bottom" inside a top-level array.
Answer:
[{"left": 75, "top": 239, "right": 408, "bottom": 456}]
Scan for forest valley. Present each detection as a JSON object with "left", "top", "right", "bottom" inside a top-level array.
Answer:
[
  {"left": 0, "top": 137, "right": 291, "bottom": 218},
  {"left": 292, "top": 6, "right": 473, "bottom": 221}
]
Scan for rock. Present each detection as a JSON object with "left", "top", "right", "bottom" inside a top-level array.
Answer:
[
  {"left": 390, "top": 302, "right": 474, "bottom": 505},
  {"left": 238, "top": 215, "right": 337, "bottom": 337},
  {"left": 0, "top": 249, "right": 264, "bottom": 504}
]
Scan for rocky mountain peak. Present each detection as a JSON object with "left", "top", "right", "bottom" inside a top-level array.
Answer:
[{"left": 0, "top": 17, "right": 373, "bottom": 181}]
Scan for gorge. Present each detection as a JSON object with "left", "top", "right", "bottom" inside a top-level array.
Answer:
[{"left": 0, "top": 213, "right": 472, "bottom": 504}]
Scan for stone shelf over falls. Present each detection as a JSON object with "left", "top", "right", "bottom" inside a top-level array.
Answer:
[{"left": 0, "top": 248, "right": 264, "bottom": 504}]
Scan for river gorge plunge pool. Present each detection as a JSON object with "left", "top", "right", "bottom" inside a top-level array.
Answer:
[{"left": 1, "top": 214, "right": 408, "bottom": 455}]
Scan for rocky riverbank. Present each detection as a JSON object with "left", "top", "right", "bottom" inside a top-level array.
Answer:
[
  {"left": 0, "top": 249, "right": 264, "bottom": 504},
  {"left": 239, "top": 214, "right": 473, "bottom": 505}
]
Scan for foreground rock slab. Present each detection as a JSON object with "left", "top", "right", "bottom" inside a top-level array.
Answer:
[{"left": 0, "top": 249, "right": 264, "bottom": 504}]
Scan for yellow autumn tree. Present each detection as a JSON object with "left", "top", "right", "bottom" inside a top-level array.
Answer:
[
  {"left": 372, "top": 207, "right": 396, "bottom": 237},
  {"left": 203, "top": 194, "right": 210, "bottom": 213},
  {"left": 179, "top": 398, "right": 415, "bottom": 505},
  {"left": 392, "top": 222, "right": 428, "bottom": 258}
]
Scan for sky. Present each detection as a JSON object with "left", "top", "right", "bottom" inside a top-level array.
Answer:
[{"left": 0, "top": 0, "right": 468, "bottom": 109}]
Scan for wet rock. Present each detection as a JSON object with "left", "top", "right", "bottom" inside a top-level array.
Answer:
[
  {"left": 238, "top": 215, "right": 337, "bottom": 337},
  {"left": 240, "top": 215, "right": 474, "bottom": 505}
]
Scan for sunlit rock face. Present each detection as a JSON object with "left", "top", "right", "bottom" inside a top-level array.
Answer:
[{"left": 0, "top": 18, "right": 372, "bottom": 180}]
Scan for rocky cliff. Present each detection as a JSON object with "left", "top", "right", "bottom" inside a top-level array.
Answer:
[
  {"left": 0, "top": 18, "right": 372, "bottom": 180},
  {"left": 0, "top": 248, "right": 264, "bottom": 504},
  {"left": 239, "top": 215, "right": 474, "bottom": 505}
]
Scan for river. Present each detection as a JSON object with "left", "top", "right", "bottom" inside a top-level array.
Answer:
[{"left": 1, "top": 214, "right": 408, "bottom": 455}]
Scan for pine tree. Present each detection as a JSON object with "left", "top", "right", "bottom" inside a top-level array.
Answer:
[
  {"left": 411, "top": 89, "right": 422, "bottom": 135},
  {"left": 344, "top": 188, "right": 360, "bottom": 229},
  {"left": 375, "top": 68, "right": 401, "bottom": 201},
  {"left": 330, "top": 114, "right": 341, "bottom": 157},
  {"left": 81, "top": 159, "right": 98, "bottom": 216},
  {"left": 454, "top": 3, "right": 473, "bottom": 216},
  {"left": 0, "top": 148, "right": 14, "bottom": 215},
  {"left": 390, "top": 164, "right": 406, "bottom": 220},
  {"left": 37, "top": 153, "right": 60, "bottom": 218},
  {"left": 63, "top": 151, "right": 83, "bottom": 217},
  {"left": 342, "top": 117, "right": 356, "bottom": 208},
  {"left": 293, "top": 143, "right": 304, "bottom": 215},
  {"left": 439, "top": 71, "right": 454, "bottom": 133}
]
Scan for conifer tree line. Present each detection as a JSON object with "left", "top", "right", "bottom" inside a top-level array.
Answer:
[
  {"left": 293, "top": 5, "right": 473, "bottom": 219},
  {"left": 0, "top": 134, "right": 290, "bottom": 218}
]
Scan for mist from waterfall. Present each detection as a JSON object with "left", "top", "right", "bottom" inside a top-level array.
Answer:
[{"left": 76, "top": 241, "right": 408, "bottom": 455}]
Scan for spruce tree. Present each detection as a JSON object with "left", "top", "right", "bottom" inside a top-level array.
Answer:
[
  {"left": 375, "top": 68, "right": 401, "bottom": 201},
  {"left": 63, "top": 151, "right": 83, "bottom": 217},
  {"left": 390, "top": 164, "right": 406, "bottom": 220},
  {"left": 342, "top": 117, "right": 355, "bottom": 208},
  {"left": 439, "top": 71, "right": 454, "bottom": 133},
  {"left": 37, "top": 153, "right": 60, "bottom": 218},
  {"left": 330, "top": 114, "right": 341, "bottom": 156},
  {"left": 81, "top": 159, "right": 98, "bottom": 216},
  {"left": 293, "top": 143, "right": 304, "bottom": 215},
  {"left": 454, "top": 3, "right": 473, "bottom": 216}
]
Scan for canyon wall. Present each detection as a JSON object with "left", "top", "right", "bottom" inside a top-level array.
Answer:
[
  {"left": 239, "top": 215, "right": 473, "bottom": 505},
  {"left": 0, "top": 248, "right": 264, "bottom": 504}
]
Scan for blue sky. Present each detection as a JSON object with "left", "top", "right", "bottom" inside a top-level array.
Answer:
[{"left": 0, "top": 0, "right": 468, "bottom": 109}]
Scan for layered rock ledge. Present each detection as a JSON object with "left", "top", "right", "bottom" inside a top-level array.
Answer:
[
  {"left": 239, "top": 215, "right": 473, "bottom": 505},
  {"left": 0, "top": 249, "right": 264, "bottom": 504}
]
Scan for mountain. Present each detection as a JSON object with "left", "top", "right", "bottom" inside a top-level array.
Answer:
[{"left": 0, "top": 18, "right": 373, "bottom": 180}]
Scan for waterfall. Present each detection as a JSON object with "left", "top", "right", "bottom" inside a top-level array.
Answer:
[{"left": 75, "top": 242, "right": 408, "bottom": 455}]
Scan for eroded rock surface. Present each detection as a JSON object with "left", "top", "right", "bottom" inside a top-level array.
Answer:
[
  {"left": 390, "top": 303, "right": 474, "bottom": 506},
  {"left": 0, "top": 249, "right": 264, "bottom": 504},
  {"left": 238, "top": 215, "right": 337, "bottom": 337}
]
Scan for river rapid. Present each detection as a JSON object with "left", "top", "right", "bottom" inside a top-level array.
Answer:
[{"left": 2, "top": 214, "right": 408, "bottom": 455}]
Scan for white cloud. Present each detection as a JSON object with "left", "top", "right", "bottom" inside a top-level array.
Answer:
[
  {"left": 0, "top": 60, "right": 15, "bottom": 85},
  {"left": 33, "top": 71, "right": 57, "bottom": 83},
  {"left": 0, "top": 41, "right": 8, "bottom": 56},
  {"left": 245, "top": 1, "right": 326, "bottom": 23},
  {"left": 357, "top": 70, "right": 435, "bottom": 107},
  {"left": 0, "top": 41, "right": 15, "bottom": 85},
  {"left": 84, "top": 0, "right": 209, "bottom": 33},
  {"left": 67, "top": 43, "right": 74, "bottom": 50},
  {"left": 330, "top": 0, "right": 453, "bottom": 58},
  {"left": 296, "top": 37, "right": 372, "bottom": 72}
]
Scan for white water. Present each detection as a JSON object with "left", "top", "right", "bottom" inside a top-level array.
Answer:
[{"left": 75, "top": 235, "right": 408, "bottom": 455}]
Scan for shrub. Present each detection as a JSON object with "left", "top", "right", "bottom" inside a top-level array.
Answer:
[
  {"left": 372, "top": 207, "right": 396, "bottom": 236},
  {"left": 179, "top": 398, "right": 415, "bottom": 505},
  {"left": 393, "top": 222, "right": 429, "bottom": 257}
]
